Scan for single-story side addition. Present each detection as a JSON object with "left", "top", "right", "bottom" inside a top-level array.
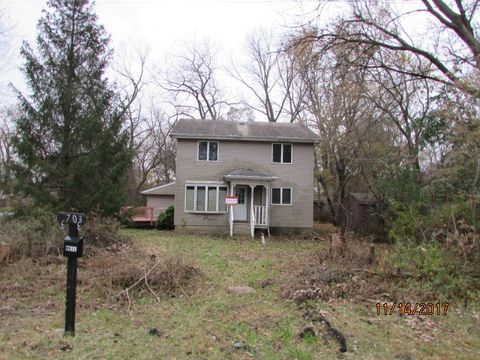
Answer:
[{"left": 140, "top": 182, "right": 175, "bottom": 218}]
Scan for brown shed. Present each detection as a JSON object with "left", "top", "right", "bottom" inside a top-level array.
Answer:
[{"left": 342, "top": 192, "right": 384, "bottom": 235}]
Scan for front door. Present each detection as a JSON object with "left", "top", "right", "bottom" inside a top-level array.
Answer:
[{"left": 233, "top": 186, "right": 247, "bottom": 221}]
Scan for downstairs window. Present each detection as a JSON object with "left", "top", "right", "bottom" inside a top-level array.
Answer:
[
  {"left": 271, "top": 187, "right": 292, "bottom": 205},
  {"left": 185, "top": 184, "right": 228, "bottom": 213}
]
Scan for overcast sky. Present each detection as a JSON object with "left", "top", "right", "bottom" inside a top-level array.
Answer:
[
  {"left": 2, "top": 0, "right": 428, "bottom": 116},
  {"left": 1, "top": 0, "right": 328, "bottom": 102}
]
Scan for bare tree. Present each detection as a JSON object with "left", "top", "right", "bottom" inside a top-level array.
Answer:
[
  {"left": 0, "top": 5, "right": 14, "bottom": 202},
  {"left": 0, "top": 108, "right": 15, "bottom": 202},
  {"left": 365, "top": 52, "right": 438, "bottom": 175},
  {"left": 232, "top": 30, "right": 303, "bottom": 122},
  {"left": 122, "top": 97, "right": 177, "bottom": 205},
  {"left": 156, "top": 40, "right": 229, "bottom": 120},
  {"left": 136, "top": 104, "right": 176, "bottom": 187},
  {"left": 113, "top": 45, "right": 148, "bottom": 132},
  {"left": 304, "top": 0, "right": 480, "bottom": 96},
  {"left": 0, "top": 3, "right": 13, "bottom": 73},
  {"left": 296, "top": 38, "right": 378, "bottom": 254}
]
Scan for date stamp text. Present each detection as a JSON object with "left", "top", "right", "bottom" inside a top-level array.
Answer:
[{"left": 376, "top": 302, "right": 449, "bottom": 316}]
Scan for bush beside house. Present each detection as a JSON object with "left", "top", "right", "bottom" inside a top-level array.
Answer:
[{"left": 156, "top": 206, "right": 174, "bottom": 230}]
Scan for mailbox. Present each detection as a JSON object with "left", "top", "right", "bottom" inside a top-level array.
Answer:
[
  {"left": 57, "top": 211, "right": 86, "bottom": 336},
  {"left": 63, "top": 236, "right": 83, "bottom": 257}
]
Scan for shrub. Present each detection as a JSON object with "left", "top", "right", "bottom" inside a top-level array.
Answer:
[
  {"left": 0, "top": 212, "right": 63, "bottom": 264},
  {"left": 82, "top": 212, "right": 131, "bottom": 248},
  {"left": 0, "top": 210, "right": 132, "bottom": 264},
  {"left": 388, "top": 240, "right": 477, "bottom": 299},
  {"left": 117, "top": 207, "right": 136, "bottom": 227},
  {"left": 156, "top": 206, "right": 174, "bottom": 230}
]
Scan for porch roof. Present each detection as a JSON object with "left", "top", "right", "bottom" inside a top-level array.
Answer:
[{"left": 224, "top": 168, "right": 278, "bottom": 182}]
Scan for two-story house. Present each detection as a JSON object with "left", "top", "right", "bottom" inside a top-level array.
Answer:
[{"left": 170, "top": 118, "right": 319, "bottom": 236}]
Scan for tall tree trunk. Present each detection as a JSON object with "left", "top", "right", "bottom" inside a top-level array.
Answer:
[{"left": 314, "top": 150, "right": 337, "bottom": 224}]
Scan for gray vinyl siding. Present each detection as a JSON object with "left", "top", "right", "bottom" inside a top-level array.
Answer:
[
  {"left": 174, "top": 139, "right": 314, "bottom": 230},
  {"left": 146, "top": 195, "right": 175, "bottom": 218}
]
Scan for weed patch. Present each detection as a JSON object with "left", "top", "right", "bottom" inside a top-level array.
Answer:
[
  {"left": 0, "top": 215, "right": 63, "bottom": 263},
  {"left": 280, "top": 236, "right": 479, "bottom": 305},
  {"left": 280, "top": 240, "right": 390, "bottom": 303},
  {"left": 82, "top": 212, "right": 131, "bottom": 248}
]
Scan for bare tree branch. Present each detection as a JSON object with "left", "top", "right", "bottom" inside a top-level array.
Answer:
[{"left": 294, "top": 1, "right": 480, "bottom": 96}]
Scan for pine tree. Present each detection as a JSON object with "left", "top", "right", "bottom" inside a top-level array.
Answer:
[{"left": 13, "top": 0, "right": 131, "bottom": 215}]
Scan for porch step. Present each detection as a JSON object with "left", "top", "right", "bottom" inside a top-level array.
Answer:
[{"left": 232, "top": 223, "right": 250, "bottom": 235}]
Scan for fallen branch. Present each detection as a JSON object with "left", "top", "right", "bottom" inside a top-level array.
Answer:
[
  {"left": 305, "top": 307, "right": 347, "bottom": 353},
  {"left": 144, "top": 271, "right": 160, "bottom": 303},
  {"left": 117, "top": 259, "right": 162, "bottom": 312}
]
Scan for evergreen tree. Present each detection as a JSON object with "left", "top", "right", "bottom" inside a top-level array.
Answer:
[{"left": 13, "top": 0, "right": 131, "bottom": 215}]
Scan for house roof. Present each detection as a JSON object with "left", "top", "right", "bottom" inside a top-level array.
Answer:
[
  {"left": 170, "top": 119, "right": 319, "bottom": 143},
  {"left": 141, "top": 182, "right": 176, "bottom": 196},
  {"left": 224, "top": 168, "right": 278, "bottom": 182}
]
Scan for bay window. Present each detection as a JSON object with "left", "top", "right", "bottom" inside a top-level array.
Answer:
[{"left": 185, "top": 184, "right": 228, "bottom": 213}]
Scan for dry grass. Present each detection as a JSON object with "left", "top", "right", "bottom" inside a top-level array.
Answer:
[
  {"left": 279, "top": 237, "right": 392, "bottom": 302},
  {"left": 279, "top": 231, "right": 479, "bottom": 307},
  {"left": 0, "top": 217, "right": 63, "bottom": 263},
  {"left": 87, "top": 248, "right": 202, "bottom": 303},
  {"left": 1, "top": 229, "right": 479, "bottom": 359}
]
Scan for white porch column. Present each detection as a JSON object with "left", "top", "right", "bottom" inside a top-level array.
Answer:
[
  {"left": 265, "top": 184, "right": 270, "bottom": 233},
  {"left": 250, "top": 184, "right": 255, "bottom": 238},
  {"left": 229, "top": 183, "right": 236, "bottom": 237}
]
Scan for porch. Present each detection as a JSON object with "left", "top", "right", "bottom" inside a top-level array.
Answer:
[{"left": 224, "top": 169, "right": 278, "bottom": 238}]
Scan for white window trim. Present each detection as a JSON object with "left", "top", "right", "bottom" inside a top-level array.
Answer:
[
  {"left": 271, "top": 143, "right": 293, "bottom": 164},
  {"left": 185, "top": 183, "right": 228, "bottom": 213},
  {"left": 271, "top": 187, "right": 293, "bottom": 206},
  {"left": 197, "top": 140, "right": 219, "bottom": 162}
]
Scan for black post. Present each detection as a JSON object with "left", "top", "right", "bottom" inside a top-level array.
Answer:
[
  {"left": 58, "top": 211, "right": 86, "bottom": 337},
  {"left": 65, "top": 223, "right": 79, "bottom": 336}
]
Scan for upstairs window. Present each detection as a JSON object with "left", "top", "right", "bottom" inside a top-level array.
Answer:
[
  {"left": 272, "top": 143, "right": 292, "bottom": 163},
  {"left": 198, "top": 141, "right": 218, "bottom": 161},
  {"left": 271, "top": 187, "right": 292, "bottom": 205}
]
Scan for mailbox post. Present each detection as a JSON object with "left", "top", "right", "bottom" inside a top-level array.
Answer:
[{"left": 57, "top": 212, "right": 86, "bottom": 337}]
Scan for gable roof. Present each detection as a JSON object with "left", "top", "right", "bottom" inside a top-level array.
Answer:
[
  {"left": 170, "top": 119, "right": 319, "bottom": 143},
  {"left": 141, "top": 182, "right": 176, "bottom": 196}
]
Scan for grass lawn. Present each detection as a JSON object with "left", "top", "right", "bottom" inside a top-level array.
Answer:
[{"left": 1, "top": 229, "right": 479, "bottom": 359}]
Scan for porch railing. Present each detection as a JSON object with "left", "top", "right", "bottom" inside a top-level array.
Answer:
[
  {"left": 253, "top": 205, "right": 268, "bottom": 226},
  {"left": 121, "top": 206, "right": 155, "bottom": 226}
]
